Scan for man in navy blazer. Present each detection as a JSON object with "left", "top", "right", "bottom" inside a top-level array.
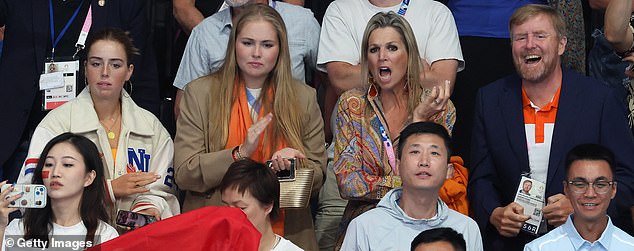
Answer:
[
  {"left": 0, "top": 0, "right": 159, "bottom": 182},
  {"left": 469, "top": 4, "right": 634, "bottom": 250}
]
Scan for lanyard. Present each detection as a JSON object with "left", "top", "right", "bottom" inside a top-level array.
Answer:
[
  {"left": 397, "top": 0, "right": 410, "bottom": 16},
  {"left": 73, "top": 5, "right": 93, "bottom": 58},
  {"left": 372, "top": 99, "right": 397, "bottom": 170},
  {"left": 49, "top": 0, "right": 86, "bottom": 59}
]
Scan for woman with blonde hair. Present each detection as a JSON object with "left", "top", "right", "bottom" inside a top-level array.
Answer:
[
  {"left": 332, "top": 11, "right": 457, "bottom": 249},
  {"left": 174, "top": 4, "right": 326, "bottom": 250}
]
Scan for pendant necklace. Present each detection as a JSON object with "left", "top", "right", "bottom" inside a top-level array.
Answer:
[{"left": 100, "top": 112, "right": 120, "bottom": 140}]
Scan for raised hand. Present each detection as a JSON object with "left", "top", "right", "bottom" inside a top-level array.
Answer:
[
  {"left": 413, "top": 80, "right": 451, "bottom": 122},
  {"left": 240, "top": 113, "right": 274, "bottom": 157}
]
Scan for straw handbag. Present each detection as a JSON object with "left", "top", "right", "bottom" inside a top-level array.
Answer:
[{"left": 279, "top": 167, "right": 314, "bottom": 208}]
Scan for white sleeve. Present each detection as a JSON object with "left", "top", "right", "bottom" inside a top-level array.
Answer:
[
  {"left": 340, "top": 218, "right": 368, "bottom": 251},
  {"left": 17, "top": 127, "right": 57, "bottom": 185},
  {"left": 317, "top": 3, "right": 360, "bottom": 72},
  {"left": 424, "top": 5, "right": 464, "bottom": 71},
  {"left": 130, "top": 134, "right": 180, "bottom": 219},
  {"left": 2, "top": 219, "right": 23, "bottom": 251},
  {"left": 173, "top": 25, "right": 212, "bottom": 90},
  {"left": 466, "top": 220, "right": 484, "bottom": 251},
  {"left": 96, "top": 221, "right": 119, "bottom": 244}
]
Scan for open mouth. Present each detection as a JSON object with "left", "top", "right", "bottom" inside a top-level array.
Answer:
[
  {"left": 377, "top": 67, "right": 392, "bottom": 82},
  {"left": 524, "top": 55, "right": 541, "bottom": 64}
]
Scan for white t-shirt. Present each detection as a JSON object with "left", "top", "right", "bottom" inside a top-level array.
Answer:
[
  {"left": 272, "top": 235, "right": 303, "bottom": 251},
  {"left": 2, "top": 219, "right": 118, "bottom": 251},
  {"left": 317, "top": 0, "right": 464, "bottom": 72}
]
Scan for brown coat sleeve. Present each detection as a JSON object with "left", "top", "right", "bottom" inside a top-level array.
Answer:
[
  {"left": 173, "top": 77, "right": 233, "bottom": 193},
  {"left": 297, "top": 84, "right": 327, "bottom": 194}
]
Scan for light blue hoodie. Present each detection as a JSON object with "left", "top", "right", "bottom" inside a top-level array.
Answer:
[{"left": 341, "top": 188, "right": 483, "bottom": 251}]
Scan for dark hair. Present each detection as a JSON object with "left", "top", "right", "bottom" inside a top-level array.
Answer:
[
  {"left": 397, "top": 122, "right": 452, "bottom": 162},
  {"left": 565, "top": 144, "right": 616, "bottom": 177},
  {"left": 523, "top": 180, "right": 533, "bottom": 185},
  {"left": 24, "top": 133, "right": 108, "bottom": 245},
  {"left": 411, "top": 227, "right": 466, "bottom": 251},
  {"left": 85, "top": 27, "right": 140, "bottom": 66},
  {"left": 219, "top": 159, "right": 280, "bottom": 220}
]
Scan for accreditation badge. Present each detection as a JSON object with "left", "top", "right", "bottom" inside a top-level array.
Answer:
[
  {"left": 40, "top": 59, "right": 79, "bottom": 110},
  {"left": 514, "top": 176, "right": 546, "bottom": 235}
]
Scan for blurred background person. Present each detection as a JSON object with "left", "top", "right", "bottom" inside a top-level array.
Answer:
[
  {"left": 332, "top": 12, "right": 456, "bottom": 250},
  {"left": 174, "top": 5, "right": 326, "bottom": 250},
  {"left": 220, "top": 159, "right": 303, "bottom": 251},
  {"left": 604, "top": 0, "right": 634, "bottom": 128},
  {"left": 0, "top": 133, "right": 118, "bottom": 247},
  {"left": 16, "top": 28, "right": 179, "bottom": 228}
]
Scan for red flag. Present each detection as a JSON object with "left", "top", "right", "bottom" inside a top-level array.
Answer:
[{"left": 89, "top": 207, "right": 261, "bottom": 251}]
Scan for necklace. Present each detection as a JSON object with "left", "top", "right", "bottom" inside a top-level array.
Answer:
[
  {"left": 270, "top": 235, "right": 281, "bottom": 250},
  {"left": 100, "top": 112, "right": 120, "bottom": 140}
]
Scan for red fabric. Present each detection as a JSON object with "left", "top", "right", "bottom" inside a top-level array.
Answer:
[
  {"left": 439, "top": 156, "right": 470, "bottom": 216},
  {"left": 89, "top": 207, "right": 261, "bottom": 251}
]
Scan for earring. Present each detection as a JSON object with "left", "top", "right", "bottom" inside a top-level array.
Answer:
[{"left": 124, "top": 80, "right": 133, "bottom": 96}]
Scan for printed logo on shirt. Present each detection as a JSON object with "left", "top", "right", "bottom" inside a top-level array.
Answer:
[
  {"left": 127, "top": 148, "right": 151, "bottom": 173},
  {"left": 23, "top": 158, "right": 39, "bottom": 176},
  {"left": 164, "top": 167, "right": 175, "bottom": 188}
]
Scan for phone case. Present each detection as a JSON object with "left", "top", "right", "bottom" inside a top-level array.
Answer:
[
  {"left": 265, "top": 158, "right": 296, "bottom": 181},
  {"left": 1, "top": 184, "right": 47, "bottom": 208},
  {"left": 116, "top": 210, "right": 157, "bottom": 228}
]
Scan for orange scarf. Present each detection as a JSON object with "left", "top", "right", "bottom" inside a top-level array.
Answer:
[
  {"left": 224, "top": 78, "right": 287, "bottom": 236},
  {"left": 439, "top": 156, "right": 470, "bottom": 216}
]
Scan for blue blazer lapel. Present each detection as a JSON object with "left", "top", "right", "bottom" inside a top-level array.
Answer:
[
  {"left": 500, "top": 76, "right": 531, "bottom": 175},
  {"left": 546, "top": 69, "right": 579, "bottom": 188}
]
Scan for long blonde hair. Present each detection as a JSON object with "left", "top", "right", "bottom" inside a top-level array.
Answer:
[
  {"left": 207, "top": 4, "right": 304, "bottom": 154},
  {"left": 360, "top": 12, "right": 424, "bottom": 115}
]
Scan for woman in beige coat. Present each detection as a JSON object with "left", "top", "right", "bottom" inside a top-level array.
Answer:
[{"left": 174, "top": 4, "right": 326, "bottom": 250}]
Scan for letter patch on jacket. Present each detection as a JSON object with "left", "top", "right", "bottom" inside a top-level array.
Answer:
[{"left": 127, "top": 148, "right": 151, "bottom": 173}]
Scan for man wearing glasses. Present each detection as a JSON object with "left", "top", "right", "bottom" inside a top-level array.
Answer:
[
  {"left": 469, "top": 4, "right": 634, "bottom": 250},
  {"left": 524, "top": 144, "right": 634, "bottom": 250}
]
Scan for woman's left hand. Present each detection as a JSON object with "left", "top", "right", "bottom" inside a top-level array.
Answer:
[
  {"left": 269, "top": 148, "right": 306, "bottom": 172},
  {"left": 413, "top": 80, "right": 451, "bottom": 122},
  {"left": 137, "top": 207, "right": 161, "bottom": 221}
]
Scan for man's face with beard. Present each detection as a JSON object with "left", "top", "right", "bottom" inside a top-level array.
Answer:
[{"left": 511, "top": 14, "right": 567, "bottom": 84}]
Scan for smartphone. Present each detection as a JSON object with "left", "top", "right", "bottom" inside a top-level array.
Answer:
[
  {"left": 0, "top": 184, "right": 47, "bottom": 208},
  {"left": 265, "top": 158, "right": 296, "bottom": 181},
  {"left": 116, "top": 210, "right": 157, "bottom": 228}
]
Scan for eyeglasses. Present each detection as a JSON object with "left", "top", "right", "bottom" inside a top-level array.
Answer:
[{"left": 565, "top": 180, "right": 616, "bottom": 194}]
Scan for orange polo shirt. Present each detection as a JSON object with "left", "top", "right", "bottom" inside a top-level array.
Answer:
[
  {"left": 522, "top": 86, "right": 561, "bottom": 143},
  {"left": 522, "top": 85, "right": 561, "bottom": 183}
]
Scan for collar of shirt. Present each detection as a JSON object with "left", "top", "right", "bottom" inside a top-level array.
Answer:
[
  {"left": 521, "top": 85, "right": 562, "bottom": 111},
  {"left": 563, "top": 214, "right": 614, "bottom": 250}
]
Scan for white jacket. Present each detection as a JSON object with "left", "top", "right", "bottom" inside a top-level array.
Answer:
[{"left": 18, "top": 89, "right": 180, "bottom": 220}]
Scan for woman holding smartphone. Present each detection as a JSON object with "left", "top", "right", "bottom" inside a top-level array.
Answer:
[
  {"left": 174, "top": 4, "right": 326, "bottom": 250},
  {"left": 0, "top": 133, "right": 118, "bottom": 249}
]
